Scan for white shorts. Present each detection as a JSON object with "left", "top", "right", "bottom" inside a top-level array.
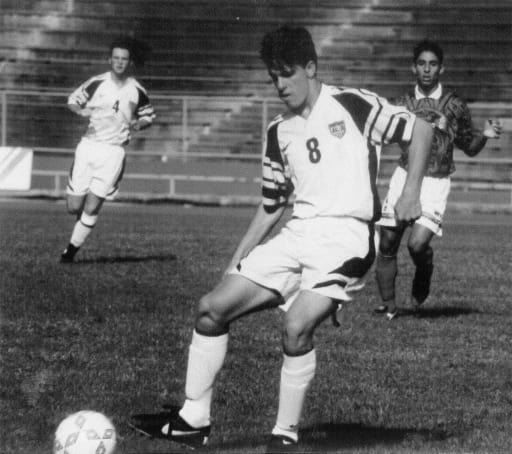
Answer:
[
  {"left": 230, "top": 216, "right": 377, "bottom": 310},
  {"left": 67, "top": 137, "right": 126, "bottom": 199},
  {"left": 378, "top": 166, "right": 450, "bottom": 236}
]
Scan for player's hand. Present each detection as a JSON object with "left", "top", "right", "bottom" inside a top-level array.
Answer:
[
  {"left": 130, "top": 119, "right": 141, "bottom": 130},
  {"left": 78, "top": 107, "right": 94, "bottom": 117},
  {"left": 68, "top": 103, "right": 93, "bottom": 117},
  {"left": 394, "top": 192, "right": 421, "bottom": 223},
  {"left": 130, "top": 118, "right": 151, "bottom": 131},
  {"left": 74, "top": 90, "right": 89, "bottom": 108},
  {"left": 483, "top": 119, "right": 502, "bottom": 139}
]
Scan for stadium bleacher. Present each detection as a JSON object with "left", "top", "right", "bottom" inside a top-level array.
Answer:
[{"left": 1, "top": 0, "right": 511, "bottom": 207}]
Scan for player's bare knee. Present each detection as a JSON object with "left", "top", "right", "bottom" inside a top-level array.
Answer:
[
  {"left": 407, "top": 238, "right": 429, "bottom": 257},
  {"left": 66, "top": 200, "right": 81, "bottom": 215},
  {"left": 379, "top": 238, "right": 400, "bottom": 257},
  {"left": 195, "top": 294, "right": 230, "bottom": 335},
  {"left": 282, "top": 318, "right": 314, "bottom": 356}
]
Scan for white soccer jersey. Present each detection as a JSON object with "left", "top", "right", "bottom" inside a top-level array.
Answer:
[
  {"left": 68, "top": 72, "right": 155, "bottom": 146},
  {"left": 262, "top": 84, "right": 416, "bottom": 221}
]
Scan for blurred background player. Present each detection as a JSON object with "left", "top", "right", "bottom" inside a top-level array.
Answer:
[
  {"left": 129, "top": 25, "right": 432, "bottom": 452},
  {"left": 374, "top": 40, "right": 503, "bottom": 320},
  {"left": 60, "top": 36, "right": 155, "bottom": 263}
]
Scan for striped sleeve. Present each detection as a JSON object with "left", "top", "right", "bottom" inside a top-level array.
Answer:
[
  {"left": 262, "top": 119, "right": 292, "bottom": 213},
  {"left": 135, "top": 86, "right": 156, "bottom": 124},
  {"left": 68, "top": 76, "right": 103, "bottom": 107},
  {"left": 334, "top": 88, "right": 416, "bottom": 145}
]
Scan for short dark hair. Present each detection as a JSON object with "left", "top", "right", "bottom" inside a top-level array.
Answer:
[
  {"left": 109, "top": 36, "right": 151, "bottom": 67},
  {"left": 260, "top": 25, "right": 317, "bottom": 70},
  {"left": 413, "top": 40, "right": 444, "bottom": 64},
  {"left": 109, "top": 36, "right": 133, "bottom": 57}
]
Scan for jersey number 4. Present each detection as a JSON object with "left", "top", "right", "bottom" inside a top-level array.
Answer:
[
  {"left": 306, "top": 138, "right": 321, "bottom": 163},
  {"left": 112, "top": 100, "right": 119, "bottom": 112}
]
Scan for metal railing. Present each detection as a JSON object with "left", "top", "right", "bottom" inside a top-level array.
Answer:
[
  {"left": 0, "top": 89, "right": 282, "bottom": 159},
  {"left": 1, "top": 89, "right": 512, "bottom": 207}
]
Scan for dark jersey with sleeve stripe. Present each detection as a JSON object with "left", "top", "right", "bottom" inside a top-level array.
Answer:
[
  {"left": 68, "top": 71, "right": 155, "bottom": 146},
  {"left": 262, "top": 84, "right": 417, "bottom": 221},
  {"left": 395, "top": 88, "right": 475, "bottom": 177}
]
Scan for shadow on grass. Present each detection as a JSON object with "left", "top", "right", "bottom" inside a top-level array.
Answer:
[
  {"left": 300, "top": 422, "right": 449, "bottom": 450},
  {"left": 400, "top": 306, "right": 481, "bottom": 319},
  {"left": 214, "top": 422, "right": 450, "bottom": 452},
  {"left": 73, "top": 253, "right": 177, "bottom": 264}
]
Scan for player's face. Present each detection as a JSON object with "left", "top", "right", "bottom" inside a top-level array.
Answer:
[
  {"left": 412, "top": 50, "right": 444, "bottom": 93},
  {"left": 268, "top": 61, "right": 316, "bottom": 113},
  {"left": 110, "top": 48, "right": 131, "bottom": 77}
]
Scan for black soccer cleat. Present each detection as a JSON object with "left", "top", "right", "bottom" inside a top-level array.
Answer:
[
  {"left": 373, "top": 305, "right": 388, "bottom": 314},
  {"left": 411, "top": 262, "right": 434, "bottom": 306},
  {"left": 129, "top": 406, "right": 210, "bottom": 449},
  {"left": 265, "top": 434, "right": 299, "bottom": 453},
  {"left": 60, "top": 244, "right": 79, "bottom": 263}
]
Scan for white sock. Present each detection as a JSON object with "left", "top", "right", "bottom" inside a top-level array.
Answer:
[
  {"left": 272, "top": 349, "right": 317, "bottom": 442},
  {"left": 70, "top": 212, "right": 98, "bottom": 247},
  {"left": 179, "top": 330, "right": 228, "bottom": 428}
]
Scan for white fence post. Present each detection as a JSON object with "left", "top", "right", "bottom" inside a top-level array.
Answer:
[
  {"left": 1, "top": 91, "right": 7, "bottom": 147},
  {"left": 182, "top": 97, "right": 189, "bottom": 162}
]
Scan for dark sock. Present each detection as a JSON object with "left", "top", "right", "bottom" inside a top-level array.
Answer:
[
  {"left": 411, "top": 247, "right": 434, "bottom": 302},
  {"left": 375, "top": 252, "right": 398, "bottom": 302}
]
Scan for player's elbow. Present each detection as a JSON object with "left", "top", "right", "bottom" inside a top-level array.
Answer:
[
  {"left": 138, "top": 118, "right": 153, "bottom": 130},
  {"left": 67, "top": 103, "right": 80, "bottom": 114}
]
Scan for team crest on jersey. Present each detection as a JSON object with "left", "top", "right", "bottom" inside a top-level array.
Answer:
[{"left": 329, "top": 121, "right": 346, "bottom": 139}]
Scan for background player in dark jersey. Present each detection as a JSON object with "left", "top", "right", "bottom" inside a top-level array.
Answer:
[
  {"left": 60, "top": 37, "right": 154, "bottom": 263},
  {"left": 129, "top": 25, "right": 433, "bottom": 452},
  {"left": 374, "top": 40, "right": 502, "bottom": 320}
]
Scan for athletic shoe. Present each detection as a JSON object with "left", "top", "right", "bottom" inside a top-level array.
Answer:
[
  {"left": 374, "top": 305, "right": 388, "bottom": 314},
  {"left": 265, "top": 434, "right": 299, "bottom": 453},
  {"left": 411, "top": 263, "right": 434, "bottom": 306},
  {"left": 60, "top": 244, "right": 79, "bottom": 263},
  {"left": 129, "top": 406, "right": 210, "bottom": 448},
  {"left": 385, "top": 309, "right": 399, "bottom": 321}
]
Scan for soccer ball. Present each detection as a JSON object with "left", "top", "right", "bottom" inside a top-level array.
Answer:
[{"left": 53, "top": 410, "right": 117, "bottom": 454}]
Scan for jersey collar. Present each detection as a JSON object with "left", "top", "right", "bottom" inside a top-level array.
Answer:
[{"left": 415, "top": 83, "right": 443, "bottom": 100}]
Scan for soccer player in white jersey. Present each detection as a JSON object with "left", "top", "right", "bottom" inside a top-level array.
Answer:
[
  {"left": 130, "top": 25, "right": 433, "bottom": 452},
  {"left": 374, "top": 40, "right": 502, "bottom": 320},
  {"left": 60, "top": 37, "right": 155, "bottom": 263}
]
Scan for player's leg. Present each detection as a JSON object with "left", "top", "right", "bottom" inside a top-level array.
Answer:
[
  {"left": 270, "top": 291, "right": 336, "bottom": 448},
  {"left": 407, "top": 224, "right": 435, "bottom": 307},
  {"left": 180, "top": 274, "right": 281, "bottom": 426},
  {"left": 269, "top": 216, "right": 375, "bottom": 450},
  {"left": 374, "top": 225, "right": 405, "bottom": 318},
  {"left": 61, "top": 193, "right": 85, "bottom": 262},
  {"left": 62, "top": 142, "right": 125, "bottom": 262},
  {"left": 375, "top": 166, "right": 408, "bottom": 319},
  {"left": 61, "top": 192, "right": 104, "bottom": 262},
  {"left": 65, "top": 193, "right": 85, "bottom": 216},
  {"left": 130, "top": 274, "right": 281, "bottom": 446},
  {"left": 405, "top": 175, "right": 448, "bottom": 307},
  {"left": 61, "top": 143, "right": 91, "bottom": 262}
]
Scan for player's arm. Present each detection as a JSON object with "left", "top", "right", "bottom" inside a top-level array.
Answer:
[
  {"left": 394, "top": 117, "right": 433, "bottom": 221},
  {"left": 131, "top": 88, "right": 155, "bottom": 131},
  {"left": 130, "top": 117, "right": 153, "bottom": 131},
  {"left": 358, "top": 89, "right": 432, "bottom": 222},
  {"left": 224, "top": 203, "right": 286, "bottom": 274},
  {"left": 67, "top": 79, "right": 98, "bottom": 117},
  {"left": 461, "top": 119, "right": 503, "bottom": 157},
  {"left": 454, "top": 99, "right": 502, "bottom": 157},
  {"left": 67, "top": 99, "right": 93, "bottom": 117}
]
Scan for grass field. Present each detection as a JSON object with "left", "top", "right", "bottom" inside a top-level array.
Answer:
[{"left": 1, "top": 199, "right": 511, "bottom": 454}]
